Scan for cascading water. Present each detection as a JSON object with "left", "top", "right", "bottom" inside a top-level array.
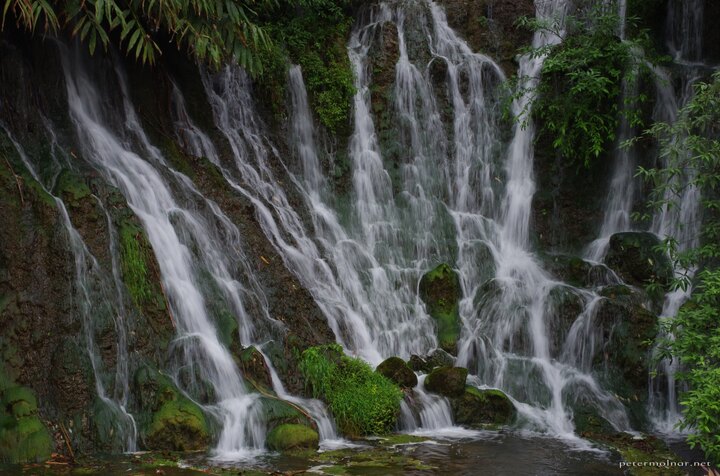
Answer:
[
  {"left": 646, "top": 0, "right": 707, "bottom": 433},
  {"left": 58, "top": 45, "right": 270, "bottom": 459},
  {"left": 1, "top": 123, "right": 138, "bottom": 452}
]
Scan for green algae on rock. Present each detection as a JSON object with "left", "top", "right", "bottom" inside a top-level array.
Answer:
[
  {"left": 266, "top": 423, "right": 319, "bottom": 451},
  {"left": 0, "top": 383, "right": 53, "bottom": 463},
  {"left": 419, "top": 264, "right": 462, "bottom": 354}
]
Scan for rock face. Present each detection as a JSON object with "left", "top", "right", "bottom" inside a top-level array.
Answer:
[
  {"left": 133, "top": 367, "right": 210, "bottom": 451},
  {"left": 376, "top": 357, "right": 418, "bottom": 389},
  {"left": 604, "top": 232, "right": 673, "bottom": 287},
  {"left": 419, "top": 264, "right": 462, "bottom": 354},
  {"left": 450, "top": 387, "right": 516, "bottom": 427},
  {"left": 424, "top": 367, "right": 468, "bottom": 397},
  {"left": 266, "top": 424, "right": 319, "bottom": 451}
]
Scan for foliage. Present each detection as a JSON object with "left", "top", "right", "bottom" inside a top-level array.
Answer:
[
  {"left": 1, "top": 0, "right": 273, "bottom": 72},
  {"left": 515, "top": 2, "right": 653, "bottom": 167},
  {"left": 640, "top": 73, "right": 720, "bottom": 464},
  {"left": 257, "top": 0, "right": 355, "bottom": 132},
  {"left": 299, "top": 344, "right": 403, "bottom": 437}
]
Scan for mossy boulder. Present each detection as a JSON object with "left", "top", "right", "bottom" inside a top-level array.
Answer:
[
  {"left": 376, "top": 357, "right": 417, "bottom": 389},
  {"left": 261, "top": 397, "right": 314, "bottom": 431},
  {"left": 419, "top": 264, "right": 462, "bottom": 354},
  {"left": 0, "top": 385, "right": 53, "bottom": 463},
  {"left": 450, "top": 386, "right": 516, "bottom": 427},
  {"left": 424, "top": 367, "right": 468, "bottom": 398},
  {"left": 572, "top": 404, "right": 618, "bottom": 436},
  {"left": 133, "top": 366, "right": 210, "bottom": 451},
  {"left": 145, "top": 399, "right": 209, "bottom": 451},
  {"left": 266, "top": 423, "right": 319, "bottom": 451},
  {"left": 604, "top": 232, "right": 673, "bottom": 287},
  {"left": 546, "top": 286, "right": 584, "bottom": 356}
]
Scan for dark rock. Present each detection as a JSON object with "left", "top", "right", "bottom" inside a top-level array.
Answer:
[
  {"left": 409, "top": 348, "right": 456, "bottom": 373},
  {"left": 424, "top": 367, "right": 468, "bottom": 397},
  {"left": 543, "top": 254, "right": 592, "bottom": 287},
  {"left": 266, "top": 423, "right": 319, "bottom": 451},
  {"left": 450, "top": 386, "right": 516, "bottom": 427},
  {"left": 261, "top": 396, "right": 314, "bottom": 432},
  {"left": 376, "top": 357, "right": 418, "bottom": 389},
  {"left": 239, "top": 346, "right": 273, "bottom": 393},
  {"left": 604, "top": 232, "right": 673, "bottom": 287},
  {"left": 419, "top": 264, "right": 462, "bottom": 354},
  {"left": 546, "top": 286, "right": 584, "bottom": 356}
]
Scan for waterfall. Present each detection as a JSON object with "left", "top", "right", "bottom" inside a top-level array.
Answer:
[
  {"left": 1, "top": 124, "right": 138, "bottom": 451},
  {"left": 58, "top": 45, "right": 269, "bottom": 458},
  {"left": 647, "top": 0, "right": 707, "bottom": 433}
]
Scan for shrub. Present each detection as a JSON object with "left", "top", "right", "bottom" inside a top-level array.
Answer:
[{"left": 299, "top": 344, "right": 403, "bottom": 437}]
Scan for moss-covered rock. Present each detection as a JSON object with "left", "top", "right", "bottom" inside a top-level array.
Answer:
[
  {"left": 0, "top": 384, "right": 53, "bottom": 463},
  {"left": 604, "top": 232, "right": 673, "bottom": 287},
  {"left": 261, "top": 396, "right": 314, "bottom": 431},
  {"left": 133, "top": 366, "right": 210, "bottom": 451},
  {"left": 419, "top": 264, "right": 462, "bottom": 354},
  {"left": 145, "top": 399, "right": 209, "bottom": 451},
  {"left": 266, "top": 423, "right": 319, "bottom": 451},
  {"left": 376, "top": 357, "right": 418, "bottom": 389},
  {"left": 450, "top": 386, "right": 516, "bottom": 427},
  {"left": 424, "top": 367, "right": 468, "bottom": 398},
  {"left": 546, "top": 286, "right": 584, "bottom": 356}
]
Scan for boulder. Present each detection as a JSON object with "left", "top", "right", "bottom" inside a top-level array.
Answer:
[
  {"left": 266, "top": 423, "right": 319, "bottom": 451},
  {"left": 376, "top": 357, "right": 418, "bottom": 389},
  {"left": 419, "top": 264, "right": 462, "bottom": 354},
  {"left": 261, "top": 397, "right": 314, "bottom": 431},
  {"left": 238, "top": 346, "right": 273, "bottom": 393},
  {"left": 450, "top": 386, "right": 516, "bottom": 427},
  {"left": 546, "top": 286, "right": 584, "bottom": 356},
  {"left": 424, "top": 367, "right": 468, "bottom": 398},
  {"left": 604, "top": 232, "right": 673, "bottom": 287},
  {"left": 409, "top": 349, "right": 456, "bottom": 373}
]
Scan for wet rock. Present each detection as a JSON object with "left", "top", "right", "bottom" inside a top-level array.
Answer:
[
  {"left": 572, "top": 404, "right": 617, "bottom": 436},
  {"left": 546, "top": 286, "right": 584, "bottom": 356},
  {"left": 266, "top": 423, "right": 319, "bottom": 451},
  {"left": 424, "top": 367, "right": 468, "bottom": 397},
  {"left": 376, "top": 357, "right": 418, "bottom": 389},
  {"left": 604, "top": 232, "right": 673, "bottom": 287},
  {"left": 543, "top": 254, "right": 592, "bottom": 287},
  {"left": 409, "top": 348, "right": 456, "bottom": 373},
  {"left": 239, "top": 346, "right": 273, "bottom": 393},
  {"left": 419, "top": 264, "right": 462, "bottom": 354},
  {"left": 0, "top": 384, "right": 53, "bottom": 463},
  {"left": 133, "top": 367, "right": 210, "bottom": 451},
  {"left": 450, "top": 386, "right": 516, "bottom": 427},
  {"left": 592, "top": 298, "right": 658, "bottom": 428}
]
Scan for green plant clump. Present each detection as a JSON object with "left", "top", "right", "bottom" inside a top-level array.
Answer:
[
  {"left": 299, "top": 344, "right": 403, "bottom": 437},
  {"left": 119, "top": 222, "right": 154, "bottom": 307},
  {"left": 258, "top": 0, "right": 356, "bottom": 132},
  {"left": 515, "top": 2, "right": 653, "bottom": 166}
]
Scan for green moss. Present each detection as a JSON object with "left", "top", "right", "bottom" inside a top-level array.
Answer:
[
  {"left": 0, "top": 382, "right": 53, "bottom": 463},
  {"left": 146, "top": 399, "right": 210, "bottom": 451},
  {"left": 266, "top": 423, "right": 319, "bottom": 451},
  {"left": 375, "top": 357, "right": 417, "bottom": 389},
  {"left": 118, "top": 221, "right": 160, "bottom": 309},
  {"left": 54, "top": 170, "right": 91, "bottom": 205},
  {"left": 133, "top": 366, "right": 211, "bottom": 451},
  {"left": 450, "top": 386, "right": 516, "bottom": 427},
  {"left": 419, "top": 264, "right": 462, "bottom": 354},
  {"left": 300, "top": 344, "right": 403, "bottom": 437},
  {"left": 424, "top": 367, "right": 467, "bottom": 397}
]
